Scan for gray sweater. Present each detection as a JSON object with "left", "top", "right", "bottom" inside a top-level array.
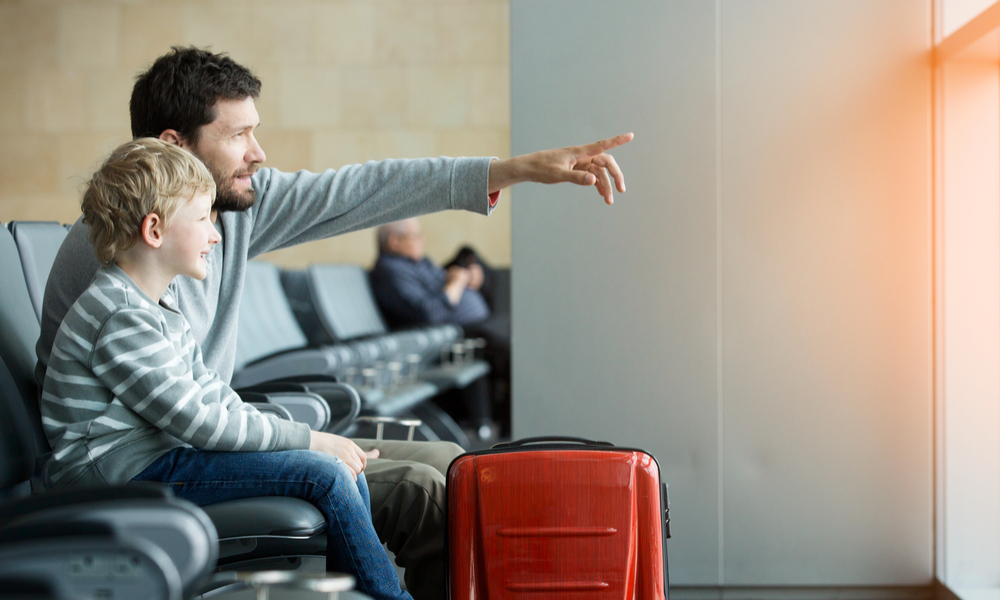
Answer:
[
  {"left": 36, "top": 157, "right": 495, "bottom": 388},
  {"left": 42, "top": 265, "right": 312, "bottom": 488}
]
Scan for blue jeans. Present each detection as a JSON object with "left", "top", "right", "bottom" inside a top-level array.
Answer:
[{"left": 133, "top": 447, "right": 412, "bottom": 600}]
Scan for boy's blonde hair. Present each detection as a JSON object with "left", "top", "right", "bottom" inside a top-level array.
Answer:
[{"left": 82, "top": 138, "right": 216, "bottom": 265}]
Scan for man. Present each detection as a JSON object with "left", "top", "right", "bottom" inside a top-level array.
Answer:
[
  {"left": 36, "top": 47, "right": 631, "bottom": 600},
  {"left": 372, "top": 219, "right": 493, "bottom": 330}
]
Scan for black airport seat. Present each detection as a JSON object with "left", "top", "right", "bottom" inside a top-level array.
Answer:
[
  {"left": 0, "top": 353, "right": 219, "bottom": 600},
  {"left": 489, "top": 267, "right": 511, "bottom": 316},
  {"left": 6, "top": 221, "right": 69, "bottom": 321}
]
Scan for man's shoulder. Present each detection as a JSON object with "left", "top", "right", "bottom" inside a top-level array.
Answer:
[
  {"left": 374, "top": 253, "right": 420, "bottom": 272},
  {"left": 371, "top": 254, "right": 408, "bottom": 281},
  {"left": 52, "top": 219, "right": 100, "bottom": 283}
]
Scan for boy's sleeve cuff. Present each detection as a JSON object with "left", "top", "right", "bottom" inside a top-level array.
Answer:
[{"left": 283, "top": 420, "right": 312, "bottom": 450}]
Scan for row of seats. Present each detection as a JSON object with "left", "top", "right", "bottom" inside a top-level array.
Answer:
[{"left": 234, "top": 260, "right": 491, "bottom": 445}]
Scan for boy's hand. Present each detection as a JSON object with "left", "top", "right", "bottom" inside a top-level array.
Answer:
[{"left": 309, "top": 431, "right": 369, "bottom": 479}]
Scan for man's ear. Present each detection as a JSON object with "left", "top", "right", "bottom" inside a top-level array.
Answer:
[
  {"left": 158, "top": 129, "right": 187, "bottom": 149},
  {"left": 140, "top": 213, "right": 165, "bottom": 249}
]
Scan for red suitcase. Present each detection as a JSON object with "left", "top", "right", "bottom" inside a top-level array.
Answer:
[{"left": 447, "top": 437, "right": 670, "bottom": 600}]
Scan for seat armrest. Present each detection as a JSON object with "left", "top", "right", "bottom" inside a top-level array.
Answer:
[
  {"left": 252, "top": 374, "right": 340, "bottom": 385},
  {"left": 231, "top": 348, "right": 341, "bottom": 389},
  {"left": 261, "top": 393, "right": 330, "bottom": 432},
  {"left": 355, "top": 416, "right": 423, "bottom": 441},
  {"left": 240, "top": 390, "right": 329, "bottom": 431},
  {"left": 0, "top": 484, "right": 172, "bottom": 529},
  {"left": 2, "top": 496, "right": 219, "bottom": 598},
  {"left": 239, "top": 380, "right": 360, "bottom": 434},
  {"left": 0, "top": 534, "right": 181, "bottom": 600},
  {"left": 297, "top": 381, "right": 360, "bottom": 434},
  {"left": 243, "top": 398, "right": 294, "bottom": 421}
]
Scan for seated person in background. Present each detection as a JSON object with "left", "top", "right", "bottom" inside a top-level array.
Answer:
[
  {"left": 370, "top": 218, "right": 511, "bottom": 437},
  {"left": 371, "top": 218, "right": 492, "bottom": 327},
  {"left": 42, "top": 138, "right": 411, "bottom": 600},
  {"left": 444, "top": 245, "right": 501, "bottom": 310}
]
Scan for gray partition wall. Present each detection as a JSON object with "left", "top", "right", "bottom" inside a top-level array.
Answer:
[{"left": 511, "top": 0, "right": 932, "bottom": 590}]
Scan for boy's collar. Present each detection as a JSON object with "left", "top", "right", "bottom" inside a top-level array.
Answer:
[{"left": 103, "top": 263, "right": 181, "bottom": 313}]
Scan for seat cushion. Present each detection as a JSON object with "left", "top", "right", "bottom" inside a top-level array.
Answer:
[{"left": 201, "top": 497, "right": 326, "bottom": 540}]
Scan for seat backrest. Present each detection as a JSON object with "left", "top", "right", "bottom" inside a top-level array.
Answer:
[
  {"left": 489, "top": 268, "right": 511, "bottom": 316},
  {"left": 234, "top": 261, "right": 311, "bottom": 372},
  {"left": 280, "top": 269, "right": 336, "bottom": 347},
  {"left": 0, "top": 358, "right": 35, "bottom": 496},
  {"left": 7, "top": 221, "right": 69, "bottom": 322},
  {"left": 306, "top": 264, "right": 389, "bottom": 341},
  {"left": 0, "top": 226, "right": 48, "bottom": 457}
]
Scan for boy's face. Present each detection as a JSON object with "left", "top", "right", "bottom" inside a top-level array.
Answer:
[{"left": 160, "top": 191, "right": 221, "bottom": 281}]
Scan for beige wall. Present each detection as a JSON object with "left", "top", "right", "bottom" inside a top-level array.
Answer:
[{"left": 0, "top": 0, "right": 511, "bottom": 267}]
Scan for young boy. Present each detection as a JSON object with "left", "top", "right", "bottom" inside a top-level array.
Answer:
[{"left": 41, "top": 138, "right": 411, "bottom": 600}]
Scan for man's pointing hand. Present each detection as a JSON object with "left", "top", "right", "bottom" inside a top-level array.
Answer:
[{"left": 488, "top": 132, "right": 634, "bottom": 205}]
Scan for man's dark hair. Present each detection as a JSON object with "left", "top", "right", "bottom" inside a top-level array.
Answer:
[{"left": 130, "top": 47, "right": 261, "bottom": 143}]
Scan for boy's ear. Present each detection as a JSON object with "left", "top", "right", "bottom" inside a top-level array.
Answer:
[{"left": 140, "top": 213, "right": 165, "bottom": 249}]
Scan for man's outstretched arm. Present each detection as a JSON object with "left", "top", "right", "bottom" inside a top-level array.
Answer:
[{"left": 487, "top": 133, "right": 634, "bottom": 205}]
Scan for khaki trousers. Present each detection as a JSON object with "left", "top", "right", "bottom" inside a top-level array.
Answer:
[{"left": 354, "top": 439, "right": 464, "bottom": 600}]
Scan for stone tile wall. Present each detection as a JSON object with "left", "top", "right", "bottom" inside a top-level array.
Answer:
[{"left": 0, "top": 0, "right": 511, "bottom": 267}]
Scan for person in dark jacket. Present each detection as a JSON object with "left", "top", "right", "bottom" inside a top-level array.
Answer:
[
  {"left": 370, "top": 218, "right": 511, "bottom": 438},
  {"left": 371, "top": 219, "right": 492, "bottom": 327}
]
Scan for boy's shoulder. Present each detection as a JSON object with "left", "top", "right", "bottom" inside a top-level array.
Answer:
[
  {"left": 67, "top": 267, "right": 163, "bottom": 331},
  {"left": 51, "top": 267, "right": 169, "bottom": 367}
]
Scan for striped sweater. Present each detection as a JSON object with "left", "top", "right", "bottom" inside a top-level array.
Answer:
[{"left": 41, "top": 265, "right": 311, "bottom": 488}]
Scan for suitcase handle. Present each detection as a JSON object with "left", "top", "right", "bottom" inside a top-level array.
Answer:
[{"left": 493, "top": 436, "right": 615, "bottom": 449}]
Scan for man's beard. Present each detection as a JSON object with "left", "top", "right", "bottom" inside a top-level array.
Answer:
[{"left": 211, "top": 164, "right": 258, "bottom": 213}]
